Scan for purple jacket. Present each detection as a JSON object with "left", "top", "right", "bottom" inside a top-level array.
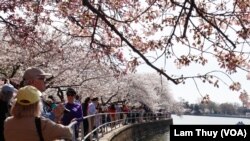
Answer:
[{"left": 61, "top": 102, "right": 83, "bottom": 125}]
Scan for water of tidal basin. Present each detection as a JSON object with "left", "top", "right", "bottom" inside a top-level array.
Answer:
[{"left": 141, "top": 114, "right": 250, "bottom": 141}]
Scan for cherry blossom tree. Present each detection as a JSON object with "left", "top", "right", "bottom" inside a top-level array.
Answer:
[
  {"left": 93, "top": 73, "right": 178, "bottom": 112},
  {"left": 0, "top": 28, "right": 117, "bottom": 102}
]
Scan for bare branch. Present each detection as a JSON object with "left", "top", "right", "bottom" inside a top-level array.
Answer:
[{"left": 182, "top": 0, "right": 194, "bottom": 38}]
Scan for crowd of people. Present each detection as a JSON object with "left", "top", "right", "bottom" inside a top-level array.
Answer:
[
  {"left": 0, "top": 67, "right": 151, "bottom": 141},
  {"left": 0, "top": 67, "right": 75, "bottom": 141}
]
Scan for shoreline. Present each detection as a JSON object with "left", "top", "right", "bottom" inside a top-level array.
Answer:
[{"left": 181, "top": 114, "right": 250, "bottom": 119}]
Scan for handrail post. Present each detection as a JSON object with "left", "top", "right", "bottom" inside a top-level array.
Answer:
[
  {"left": 81, "top": 120, "right": 84, "bottom": 140},
  {"left": 67, "top": 121, "right": 77, "bottom": 141}
]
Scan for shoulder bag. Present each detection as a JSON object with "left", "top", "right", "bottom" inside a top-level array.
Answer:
[{"left": 35, "top": 117, "right": 44, "bottom": 141}]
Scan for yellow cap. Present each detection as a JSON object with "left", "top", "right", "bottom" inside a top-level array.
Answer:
[{"left": 17, "top": 86, "right": 41, "bottom": 105}]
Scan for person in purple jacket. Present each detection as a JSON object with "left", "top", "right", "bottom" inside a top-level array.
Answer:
[{"left": 61, "top": 87, "right": 83, "bottom": 138}]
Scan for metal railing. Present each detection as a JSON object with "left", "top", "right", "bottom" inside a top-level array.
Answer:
[
  {"left": 68, "top": 121, "right": 78, "bottom": 141},
  {"left": 69, "top": 111, "right": 171, "bottom": 141}
]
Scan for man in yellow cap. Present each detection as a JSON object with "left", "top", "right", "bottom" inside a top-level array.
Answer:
[
  {"left": 4, "top": 86, "right": 73, "bottom": 141},
  {"left": 21, "top": 67, "right": 64, "bottom": 121}
]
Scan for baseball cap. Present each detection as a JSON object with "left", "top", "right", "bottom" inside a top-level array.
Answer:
[
  {"left": 16, "top": 85, "right": 42, "bottom": 105},
  {"left": 1, "top": 83, "right": 17, "bottom": 93},
  {"left": 23, "top": 67, "right": 52, "bottom": 80}
]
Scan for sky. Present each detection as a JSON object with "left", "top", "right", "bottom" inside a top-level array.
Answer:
[{"left": 134, "top": 52, "right": 249, "bottom": 105}]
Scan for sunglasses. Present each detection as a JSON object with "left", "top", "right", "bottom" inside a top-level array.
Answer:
[{"left": 37, "top": 77, "right": 46, "bottom": 81}]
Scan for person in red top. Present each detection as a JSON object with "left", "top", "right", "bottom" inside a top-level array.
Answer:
[
  {"left": 122, "top": 104, "right": 129, "bottom": 125},
  {"left": 108, "top": 104, "right": 116, "bottom": 127}
]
